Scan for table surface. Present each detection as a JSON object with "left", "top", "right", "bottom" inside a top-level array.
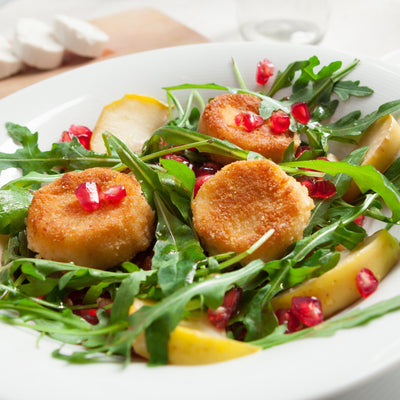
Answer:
[{"left": 1, "top": 1, "right": 400, "bottom": 399}]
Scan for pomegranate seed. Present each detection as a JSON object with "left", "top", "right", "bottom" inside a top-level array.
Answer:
[
  {"left": 208, "top": 288, "right": 242, "bottom": 329},
  {"left": 193, "top": 174, "right": 213, "bottom": 197},
  {"left": 256, "top": 58, "right": 274, "bottom": 85},
  {"left": 291, "top": 102, "right": 311, "bottom": 125},
  {"left": 162, "top": 153, "right": 194, "bottom": 170},
  {"left": 269, "top": 110, "right": 290, "bottom": 134},
  {"left": 356, "top": 268, "right": 379, "bottom": 298},
  {"left": 75, "top": 182, "right": 102, "bottom": 211},
  {"left": 300, "top": 177, "right": 336, "bottom": 199},
  {"left": 295, "top": 145, "right": 311, "bottom": 158},
  {"left": 69, "top": 125, "right": 92, "bottom": 136},
  {"left": 73, "top": 308, "right": 99, "bottom": 325},
  {"left": 195, "top": 161, "right": 222, "bottom": 177},
  {"left": 275, "top": 308, "right": 303, "bottom": 333},
  {"left": 234, "top": 111, "right": 264, "bottom": 132},
  {"left": 299, "top": 177, "right": 315, "bottom": 193},
  {"left": 61, "top": 131, "right": 73, "bottom": 142},
  {"left": 222, "top": 287, "right": 242, "bottom": 311},
  {"left": 311, "top": 179, "right": 337, "bottom": 199},
  {"left": 102, "top": 185, "right": 126, "bottom": 204},
  {"left": 208, "top": 306, "right": 230, "bottom": 329},
  {"left": 291, "top": 296, "right": 323, "bottom": 327},
  {"left": 353, "top": 215, "right": 365, "bottom": 226},
  {"left": 61, "top": 125, "right": 92, "bottom": 150}
]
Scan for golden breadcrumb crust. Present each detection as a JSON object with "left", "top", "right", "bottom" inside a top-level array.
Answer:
[
  {"left": 27, "top": 167, "right": 155, "bottom": 269},
  {"left": 198, "top": 93, "right": 300, "bottom": 163},
  {"left": 191, "top": 159, "right": 314, "bottom": 262}
]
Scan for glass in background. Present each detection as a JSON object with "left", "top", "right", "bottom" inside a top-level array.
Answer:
[{"left": 236, "top": 0, "right": 330, "bottom": 45}]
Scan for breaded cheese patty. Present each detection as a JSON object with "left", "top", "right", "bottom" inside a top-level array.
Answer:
[
  {"left": 192, "top": 159, "right": 314, "bottom": 262},
  {"left": 198, "top": 93, "right": 300, "bottom": 163},
  {"left": 27, "top": 167, "right": 155, "bottom": 269}
]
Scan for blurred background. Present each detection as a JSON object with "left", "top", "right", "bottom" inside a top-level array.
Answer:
[{"left": 0, "top": 0, "right": 399, "bottom": 61}]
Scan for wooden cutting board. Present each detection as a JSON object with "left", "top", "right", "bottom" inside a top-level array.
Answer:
[{"left": 0, "top": 8, "right": 208, "bottom": 98}]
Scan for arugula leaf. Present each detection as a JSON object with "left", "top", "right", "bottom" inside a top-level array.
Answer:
[
  {"left": 0, "top": 186, "right": 33, "bottom": 234},
  {"left": 158, "top": 158, "right": 195, "bottom": 221},
  {"left": 315, "top": 99, "right": 400, "bottom": 143},
  {"left": 110, "top": 269, "right": 155, "bottom": 323},
  {"left": 1, "top": 171, "right": 61, "bottom": 190},
  {"left": 148, "top": 126, "right": 252, "bottom": 161},
  {"left": 282, "top": 159, "right": 400, "bottom": 222},
  {"left": 251, "top": 294, "right": 400, "bottom": 349},
  {"left": 0, "top": 123, "right": 118, "bottom": 174},
  {"left": 100, "top": 259, "right": 267, "bottom": 363},
  {"left": 0, "top": 258, "right": 132, "bottom": 293},
  {"left": 267, "top": 59, "right": 310, "bottom": 97},
  {"left": 235, "top": 285, "right": 279, "bottom": 341},
  {"left": 105, "top": 134, "right": 163, "bottom": 208},
  {"left": 152, "top": 193, "right": 205, "bottom": 296},
  {"left": 333, "top": 80, "right": 374, "bottom": 101},
  {"left": 303, "top": 147, "right": 367, "bottom": 236}
]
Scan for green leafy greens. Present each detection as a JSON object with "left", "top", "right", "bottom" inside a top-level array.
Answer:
[{"left": 0, "top": 54, "right": 400, "bottom": 367}]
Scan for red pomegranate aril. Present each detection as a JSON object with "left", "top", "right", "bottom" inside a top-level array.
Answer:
[
  {"left": 269, "top": 110, "right": 290, "bottom": 134},
  {"left": 103, "top": 185, "right": 127, "bottom": 204},
  {"left": 194, "top": 174, "right": 213, "bottom": 197},
  {"left": 208, "top": 288, "right": 242, "bottom": 329},
  {"left": 256, "top": 58, "right": 274, "bottom": 85},
  {"left": 275, "top": 308, "right": 303, "bottom": 333},
  {"left": 353, "top": 215, "right": 365, "bottom": 226},
  {"left": 291, "top": 102, "right": 311, "bottom": 125},
  {"left": 356, "top": 268, "right": 379, "bottom": 298},
  {"left": 222, "top": 287, "right": 242, "bottom": 311},
  {"left": 61, "top": 125, "right": 92, "bottom": 150},
  {"left": 312, "top": 179, "right": 337, "bottom": 199},
  {"left": 195, "top": 161, "right": 222, "bottom": 177},
  {"left": 300, "top": 177, "right": 316, "bottom": 194},
  {"left": 295, "top": 145, "right": 311, "bottom": 158},
  {"left": 162, "top": 153, "right": 194, "bottom": 170},
  {"left": 69, "top": 124, "right": 92, "bottom": 137},
  {"left": 234, "top": 111, "right": 264, "bottom": 132},
  {"left": 73, "top": 308, "right": 99, "bottom": 325},
  {"left": 61, "top": 130, "right": 73, "bottom": 142},
  {"left": 301, "top": 177, "right": 336, "bottom": 199},
  {"left": 208, "top": 306, "right": 230, "bottom": 329},
  {"left": 291, "top": 296, "right": 323, "bottom": 327},
  {"left": 75, "top": 182, "right": 102, "bottom": 211}
]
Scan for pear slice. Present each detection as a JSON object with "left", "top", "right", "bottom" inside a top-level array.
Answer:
[
  {"left": 129, "top": 298, "right": 260, "bottom": 365},
  {"left": 271, "top": 229, "right": 400, "bottom": 318},
  {"left": 344, "top": 114, "right": 400, "bottom": 201},
  {"left": 90, "top": 94, "right": 169, "bottom": 154}
]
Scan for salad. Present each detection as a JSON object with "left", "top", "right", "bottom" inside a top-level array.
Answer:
[{"left": 1, "top": 53, "right": 400, "bottom": 367}]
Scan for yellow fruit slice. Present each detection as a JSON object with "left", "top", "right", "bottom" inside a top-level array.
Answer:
[
  {"left": 90, "top": 94, "right": 169, "bottom": 154},
  {"left": 345, "top": 114, "right": 400, "bottom": 201},
  {"left": 129, "top": 299, "right": 261, "bottom": 365},
  {"left": 271, "top": 229, "right": 400, "bottom": 318}
]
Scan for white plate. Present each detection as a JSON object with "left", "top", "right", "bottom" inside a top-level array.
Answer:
[{"left": 1, "top": 42, "right": 400, "bottom": 400}]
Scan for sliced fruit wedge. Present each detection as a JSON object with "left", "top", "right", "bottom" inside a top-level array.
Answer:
[
  {"left": 271, "top": 229, "right": 400, "bottom": 318},
  {"left": 129, "top": 298, "right": 261, "bottom": 365},
  {"left": 344, "top": 114, "right": 400, "bottom": 201},
  {"left": 90, "top": 94, "right": 169, "bottom": 154}
]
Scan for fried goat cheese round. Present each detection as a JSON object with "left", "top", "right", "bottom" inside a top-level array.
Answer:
[
  {"left": 27, "top": 167, "right": 155, "bottom": 269},
  {"left": 191, "top": 159, "right": 314, "bottom": 263},
  {"left": 198, "top": 93, "right": 300, "bottom": 163}
]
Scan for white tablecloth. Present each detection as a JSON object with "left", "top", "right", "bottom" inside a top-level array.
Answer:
[{"left": 1, "top": 0, "right": 400, "bottom": 399}]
